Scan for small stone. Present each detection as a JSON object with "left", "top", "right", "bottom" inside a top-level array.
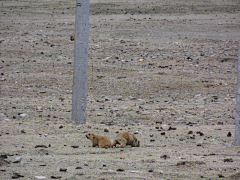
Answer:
[
  {"left": 21, "top": 130, "right": 25, "bottom": 133},
  {"left": 13, "top": 115, "right": 20, "bottom": 119},
  {"left": 128, "top": 96, "right": 136, "bottom": 100},
  {"left": 0, "top": 154, "right": 8, "bottom": 159},
  {"left": 12, "top": 173, "right": 24, "bottom": 179},
  {"left": 227, "top": 132, "right": 232, "bottom": 137},
  {"left": 35, "top": 145, "right": 48, "bottom": 148},
  {"left": 34, "top": 176, "right": 46, "bottom": 179},
  {"left": 12, "top": 156, "right": 22, "bottom": 163},
  {"left": 168, "top": 126, "right": 176, "bottom": 131},
  {"left": 188, "top": 131, "right": 193, "bottom": 134},
  {"left": 116, "top": 168, "right": 125, "bottom": 172},
  {"left": 59, "top": 168, "right": 67, "bottom": 172},
  {"left": 218, "top": 174, "right": 225, "bottom": 178},
  {"left": 104, "top": 128, "right": 109, "bottom": 132},
  {"left": 161, "top": 124, "right": 169, "bottom": 131},
  {"left": 71, "top": 145, "right": 79, "bottom": 148},
  {"left": 160, "top": 154, "right": 170, "bottom": 159},
  {"left": 50, "top": 176, "right": 62, "bottom": 179},
  {"left": 19, "top": 113, "right": 29, "bottom": 118},
  {"left": 160, "top": 132, "right": 165, "bottom": 135},
  {"left": 224, "top": 158, "right": 233, "bottom": 162}
]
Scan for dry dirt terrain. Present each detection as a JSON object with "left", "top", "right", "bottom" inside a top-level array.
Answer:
[{"left": 1, "top": 0, "right": 240, "bottom": 179}]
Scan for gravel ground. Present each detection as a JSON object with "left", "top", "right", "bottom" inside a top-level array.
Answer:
[{"left": 1, "top": 0, "right": 240, "bottom": 179}]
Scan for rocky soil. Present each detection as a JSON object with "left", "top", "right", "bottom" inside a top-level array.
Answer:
[{"left": 1, "top": 0, "right": 240, "bottom": 179}]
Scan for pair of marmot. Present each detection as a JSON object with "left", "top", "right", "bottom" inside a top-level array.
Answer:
[{"left": 86, "top": 132, "right": 140, "bottom": 148}]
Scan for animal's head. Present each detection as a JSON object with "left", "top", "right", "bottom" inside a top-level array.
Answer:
[
  {"left": 132, "top": 139, "right": 140, "bottom": 147},
  {"left": 86, "top": 133, "right": 95, "bottom": 140},
  {"left": 135, "top": 140, "right": 140, "bottom": 147}
]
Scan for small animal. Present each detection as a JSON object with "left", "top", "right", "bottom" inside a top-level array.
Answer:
[
  {"left": 86, "top": 133, "right": 111, "bottom": 148},
  {"left": 70, "top": 32, "right": 75, "bottom": 41},
  {"left": 111, "top": 132, "right": 140, "bottom": 148}
]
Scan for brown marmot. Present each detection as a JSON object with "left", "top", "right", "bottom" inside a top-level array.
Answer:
[
  {"left": 70, "top": 32, "right": 75, "bottom": 41},
  {"left": 111, "top": 132, "right": 140, "bottom": 148},
  {"left": 86, "top": 133, "right": 111, "bottom": 148}
]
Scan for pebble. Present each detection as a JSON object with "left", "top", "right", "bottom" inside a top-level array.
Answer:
[
  {"left": 160, "top": 153, "right": 170, "bottom": 159},
  {"left": 19, "top": 113, "right": 29, "bottom": 118},
  {"left": 128, "top": 96, "right": 136, "bottom": 100},
  {"left": 12, "top": 156, "right": 22, "bottom": 163},
  {"left": 59, "top": 168, "right": 67, "bottom": 172},
  {"left": 116, "top": 168, "right": 125, "bottom": 172},
  {"left": 34, "top": 176, "right": 46, "bottom": 179},
  {"left": 227, "top": 132, "right": 232, "bottom": 137}
]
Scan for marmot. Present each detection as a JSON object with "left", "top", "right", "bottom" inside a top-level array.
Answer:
[
  {"left": 86, "top": 133, "right": 111, "bottom": 148},
  {"left": 111, "top": 132, "right": 140, "bottom": 148},
  {"left": 70, "top": 32, "right": 75, "bottom": 41}
]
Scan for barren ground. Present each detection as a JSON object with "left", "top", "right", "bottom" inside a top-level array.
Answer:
[{"left": 1, "top": 0, "right": 240, "bottom": 179}]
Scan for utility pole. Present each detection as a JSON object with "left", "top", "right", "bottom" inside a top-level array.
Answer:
[
  {"left": 72, "top": 0, "right": 89, "bottom": 124},
  {"left": 236, "top": 42, "right": 240, "bottom": 146}
]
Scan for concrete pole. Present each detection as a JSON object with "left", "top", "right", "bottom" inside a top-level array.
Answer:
[
  {"left": 72, "top": 0, "right": 89, "bottom": 124},
  {"left": 235, "top": 42, "right": 240, "bottom": 146}
]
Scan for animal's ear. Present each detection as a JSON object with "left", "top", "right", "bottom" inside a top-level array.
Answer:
[{"left": 92, "top": 134, "right": 95, "bottom": 139}]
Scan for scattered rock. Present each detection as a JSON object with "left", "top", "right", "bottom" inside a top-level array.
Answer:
[
  {"left": 0, "top": 154, "right": 8, "bottom": 159},
  {"left": 19, "top": 113, "right": 29, "bottom": 118},
  {"left": 35, "top": 145, "right": 48, "bottom": 148},
  {"left": 12, "top": 173, "right": 24, "bottom": 179},
  {"left": 21, "top": 130, "right": 25, "bottom": 133},
  {"left": 160, "top": 153, "right": 170, "bottom": 159},
  {"left": 116, "top": 168, "right": 125, "bottom": 172},
  {"left": 59, "top": 168, "right": 67, "bottom": 172},
  {"left": 167, "top": 126, "right": 176, "bottom": 131},
  {"left": 224, "top": 158, "right": 233, "bottom": 162},
  {"left": 218, "top": 174, "right": 225, "bottom": 178},
  {"left": 34, "top": 176, "right": 46, "bottom": 179},
  {"left": 50, "top": 176, "right": 62, "bottom": 179},
  {"left": 104, "top": 128, "right": 109, "bottom": 132},
  {"left": 12, "top": 156, "right": 22, "bottom": 163},
  {"left": 71, "top": 145, "right": 79, "bottom": 148},
  {"left": 128, "top": 96, "right": 136, "bottom": 100},
  {"left": 227, "top": 132, "right": 232, "bottom": 137}
]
